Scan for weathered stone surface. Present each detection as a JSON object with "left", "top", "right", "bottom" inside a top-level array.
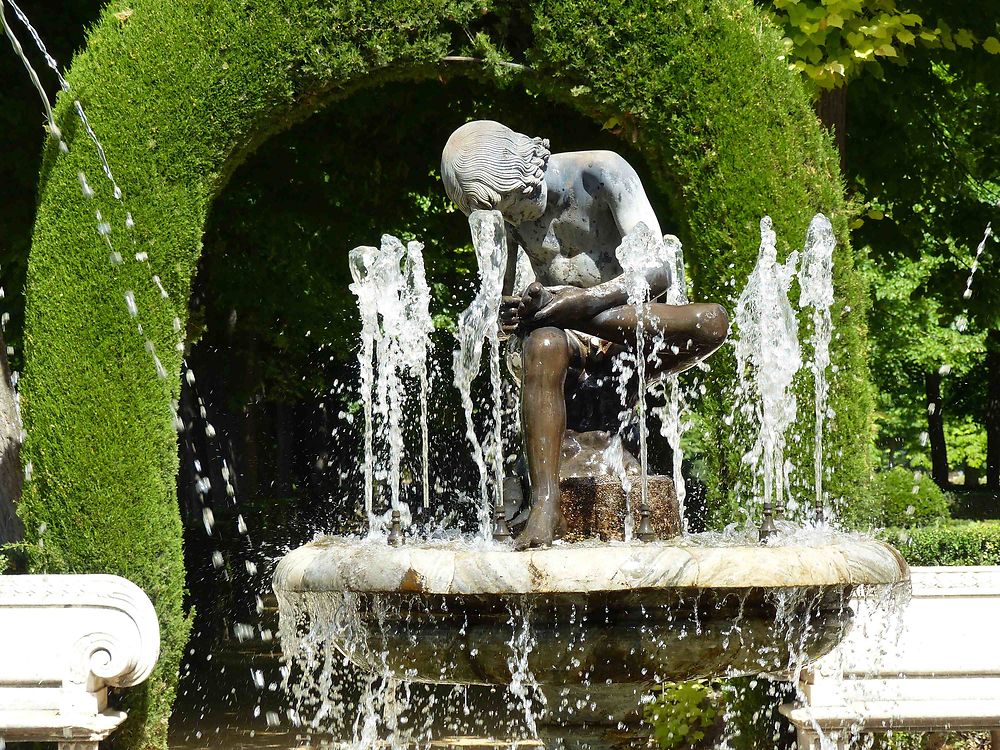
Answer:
[
  {"left": 0, "top": 574, "right": 160, "bottom": 746},
  {"left": 274, "top": 532, "right": 909, "bottom": 597},
  {"left": 560, "top": 474, "right": 679, "bottom": 541}
]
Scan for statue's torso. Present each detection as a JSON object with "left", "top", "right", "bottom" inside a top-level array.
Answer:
[{"left": 512, "top": 152, "right": 626, "bottom": 289}]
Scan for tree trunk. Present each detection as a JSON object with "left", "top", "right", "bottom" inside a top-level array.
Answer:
[
  {"left": 814, "top": 86, "right": 847, "bottom": 172},
  {"left": 925, "top": 371, "right": 949, "bottom": 487},
  {"left": 987, "top": 330, "right": 1000, "bottom": 488},
  {"left": 0, "top": 330, "right": 23, "bottom": 545}
]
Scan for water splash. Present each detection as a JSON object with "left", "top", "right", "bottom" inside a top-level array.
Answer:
[
  {"left": 454, "top": 210, "right": 506, "bottom": 538},
  {"left": 506, "top": 600, "right": 544, "bottom": 737},
  {"left": 798, "top": 214, "right": 836, "bottom": 521},
  {"left": 734, "top": 217, "right": 802, "bottom": 522}
]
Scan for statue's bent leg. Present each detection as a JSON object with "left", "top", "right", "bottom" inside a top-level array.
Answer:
[
  {"left": 578, "top": 302, "right": 729, "bottom": 377},
  {"left": 516, "top": 326, "right": 572, "bottom": 549}
]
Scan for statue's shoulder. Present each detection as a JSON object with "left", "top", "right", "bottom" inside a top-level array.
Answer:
[{"left": 556, "top": 150, "right": 638, "bottom": 181}]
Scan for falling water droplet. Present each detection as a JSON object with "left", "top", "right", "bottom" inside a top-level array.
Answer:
[{"left": 77, "top": 172, "right": 94, "bottom": 199}]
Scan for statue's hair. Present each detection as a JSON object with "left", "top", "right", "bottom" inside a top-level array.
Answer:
[{"left": 441, "top": 120, "right": 550, "bottom": 215}]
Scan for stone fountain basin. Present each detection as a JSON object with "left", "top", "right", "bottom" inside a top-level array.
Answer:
[{"left": 273, "top": 534, "right": 909, "bottom": 686}]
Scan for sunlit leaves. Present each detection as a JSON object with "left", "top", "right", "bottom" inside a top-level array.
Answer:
[{"left": 766, "top": 0, "right": 998, "bottom": 89}]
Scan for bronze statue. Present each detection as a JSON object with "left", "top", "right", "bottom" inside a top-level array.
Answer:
[{"left": 442, "top": 121, "right": 729, "bottom": 549}]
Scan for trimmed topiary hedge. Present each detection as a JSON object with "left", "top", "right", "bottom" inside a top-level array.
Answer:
[
  {"left": 18, "top": 0, "right": 868, "bottom": 746},
  {"left": 884, "top": 521, "right": 1000, "bottom": 566}
]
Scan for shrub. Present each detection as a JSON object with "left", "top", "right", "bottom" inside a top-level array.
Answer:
[
  {"left": 884, "top": 520, "right": 1000, "bottom": 566},
  {"left": 645, "top": 681, "right": 718, "bottom": 749},
  {"left": 841, "top": 466, "right": 951, "bottom": 530},
  {"left": 645, "top": 678, "right": 796, "bottom": 750}
]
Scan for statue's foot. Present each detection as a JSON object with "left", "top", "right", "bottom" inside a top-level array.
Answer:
[{"left": 513, "top": 503, "right": 567, "bottom": 550}]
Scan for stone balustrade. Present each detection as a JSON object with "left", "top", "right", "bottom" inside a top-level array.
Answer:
[
  {"left": 0, "top": 574, "right": 160, "bottom": 750},
  {"left": 781, "top": 565, "right": 1000, "bottom": 749}
]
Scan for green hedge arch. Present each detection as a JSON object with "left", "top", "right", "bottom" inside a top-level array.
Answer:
[{"left": 19, "top": 0, "right": 872, "bottom": 746}]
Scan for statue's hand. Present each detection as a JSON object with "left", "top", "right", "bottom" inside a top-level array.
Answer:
[{"left": 521, "top": 282, "right": 588, "bottom": 328}]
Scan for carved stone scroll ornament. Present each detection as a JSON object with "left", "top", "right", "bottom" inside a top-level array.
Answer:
[{"left": 0, "top": 574, "right": 160, "bottom": 748}]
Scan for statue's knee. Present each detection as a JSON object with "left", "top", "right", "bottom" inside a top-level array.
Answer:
[
  {"left": 697, "top": 303, "right": 729, "bottom": 351},
  {"left": 522, "top": 326, "right": 569, "bottom": 364}
]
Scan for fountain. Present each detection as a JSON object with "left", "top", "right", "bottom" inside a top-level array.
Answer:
[
  {"left": 272, "top": 122, "right": 909, "bottom": 744},
  {"left": 0, "top": 5, "right": 914, "bottom": 747}
]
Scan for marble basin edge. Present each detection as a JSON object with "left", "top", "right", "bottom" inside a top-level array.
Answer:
[{"left": 272, "top": 535, "right": 910, "bottom": 597}]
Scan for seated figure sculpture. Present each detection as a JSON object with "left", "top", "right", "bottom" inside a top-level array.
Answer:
[{"left": 442, "top": 120, "right": 729, "bottom": 549}]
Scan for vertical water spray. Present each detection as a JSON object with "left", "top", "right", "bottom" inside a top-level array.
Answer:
[
  {"left": 350, "top": 246, "right": 379, "bottom": 530},
  {"left": 734, "top": 217, "right": 802, "bottom": 536},
  {"left": 798, "top": 214, "right": 836, "bottom": 522},
  {"left": 401, "top": 241, "right": 434, "bottom": 510},
  {"left": 616, "top": 222, "right": 671, "bottom": 540},
  {"left": 454, "top": 210, "right": 507, "bottom": 539},
  {"left": 349, "top": 236, "right": 434, "bottom": 537},
  {"left": 658, "top": 235, "right": 690, "bottom": 531}
]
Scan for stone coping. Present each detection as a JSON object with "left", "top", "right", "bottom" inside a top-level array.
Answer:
[{"left": 273, "top": 534, "right": 909, "bottom": 597}]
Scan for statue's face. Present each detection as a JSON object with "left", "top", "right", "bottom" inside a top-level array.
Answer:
[{"left": 496, "top": 181, "right": 547, "bottom": 225}]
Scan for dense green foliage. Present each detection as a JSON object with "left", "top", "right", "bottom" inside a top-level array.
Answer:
[
  {"left": 645, "top": 677, "right": 795, "bottom": 750},
  {"left": 850, "top": 30, "right": 1000, "bottom": 479},
  {"left": 885, "top": 520, "right": 1000, "bottom": 565},
  {"left": 842, "top": 465, "right": 951, "bottom": 529}
]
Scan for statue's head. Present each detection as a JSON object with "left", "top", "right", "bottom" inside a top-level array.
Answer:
[{"left": 441, "top": 120, "right": 550, "bottom": 225}]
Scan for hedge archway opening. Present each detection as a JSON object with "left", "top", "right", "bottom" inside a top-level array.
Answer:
[{"left": 18, "top": 2, "right": 871, "bottom": 747}]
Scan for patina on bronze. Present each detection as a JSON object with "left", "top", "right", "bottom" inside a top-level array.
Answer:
[{"left": 442, "top": 120, "right": 729, "bottom": 549}]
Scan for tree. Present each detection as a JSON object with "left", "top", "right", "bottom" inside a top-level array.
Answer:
[
  {"left": 765, "top": 0, "right": 999, "bottom": 160},
  {"left": 766, "top": 0, "right": 1000, "bottom": 485}
]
